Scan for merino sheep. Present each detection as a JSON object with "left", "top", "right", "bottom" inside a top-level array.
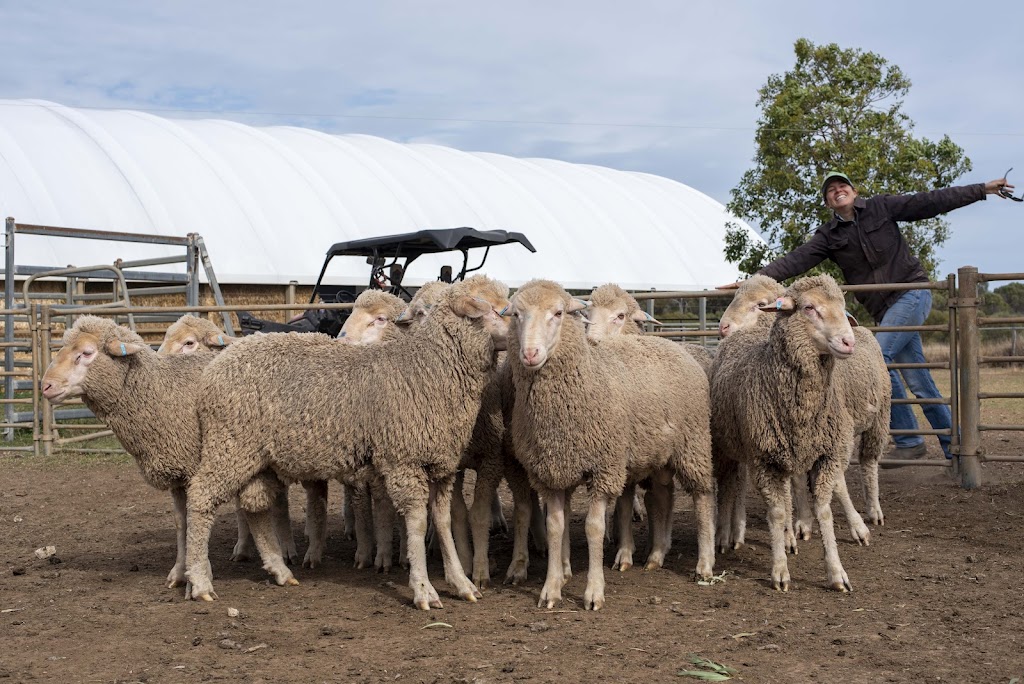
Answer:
[
  {"left": 336, "top": 289, "right": 411, "bottom": 571},
  {"left": 158, "top": 314, "right": 333, "bottom": 568},
  {"left": 585, "top": 283, "right": 717, "bottom": 555},
  {"left": 40, "top": 316, "right": 296, "bottom": 591},
  {"left": 183, "top": 275, "right": 510, "bottom": 609},
  {"left": 717, "top": 275, "right": 890, "bottom": 545},
  {"left": 508, "top": 279, "right": 715, "bottom": 610},
  {"left": 711, "top": 274, "right": 857, "bottom": 592}
]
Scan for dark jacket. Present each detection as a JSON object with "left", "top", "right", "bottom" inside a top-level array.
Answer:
[{"left": 758, "top": 184, "right": 986, "bottom": 323}]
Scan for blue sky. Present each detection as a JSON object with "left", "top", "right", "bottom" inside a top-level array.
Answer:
[{"left": 1, "top": 1, "right": 1021, "bottom": 280}]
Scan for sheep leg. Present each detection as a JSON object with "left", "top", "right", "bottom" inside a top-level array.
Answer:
[
  {"left": 833, "top": 470, "right": 870, "bottom": 546},
  {"left": 429, "top": 478, "right": 482, "bottom": 603},
  {"left": 809, "top": 459, "right": 852, "bottom": 592},
  {"left": 756, "top": 472, "right": 792, "bottom": 592},
  {"left": 342, "top": 483, "right": 357, "bottom": 540},
  {"left": 244, "top": 509, "right": 299, "bottom": 588},
  {"left": 371, "top": 482, "right": 396, "bottom": 572},
  {"left": 352, "top": 481, "right": 376, "bottom": 569},
  {"left": 167, "top": 486, "right": 188, "bottom": 589},
  {"left": 503, "top": 466, "right": 534, "bottom": 585},
  {"left": 791, "top": 474, "right": 813, "bottom": 541},
  {"left": 231, "top": 503, "right": 255, "bottom": 562},
  {"left": 449, "top": 471, "right": 472, "bottom": 574},
  {"left": 783, "top": 478, "right": 798, "bottom": 555},
  {"left": 538, "top": 489, "right": 567, "bottom": 609},
  {"left": 560, "top": 491, "right": 573, "bottom": 580},
  {"left": 714, "top": 457, "right": 744, "bottom": 553},
  {"left": 468, "top": 467, "right": 502, "bottom": 589},
  {"left": 185, "top": 458, "right": 264, "bottom": 601},
  {"left": 583, "top": 495, "right": 610, "bottom": 611},
  {"left": 858, "top": 426, "right": 886, "bottom": 526},
  {"left": 612, "top": 484, "right": 636, "bottom": 571},
  {"left": 644, "top": 471, "right": 675, "bottom": 571},
  {"left": 301, "top": 480, "right": 329, "bottom": 569},
  {"left": 271, "top": 488, "right": 299, "bottom": 566},
  {"left": 401, "top": 499, "right": 441, "bottom": 610},
  {"left": 691, "top": 487, "right": 716, "bottom": 581}
]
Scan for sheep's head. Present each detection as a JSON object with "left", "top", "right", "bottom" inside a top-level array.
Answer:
[
  {"left": 718, "top": 274, "right": 784, "bottom": 338},
  {"left": 509, "top": 279, "right": 586, "bottom": 369},
  {"left": 443, "top": 275, "right": 510, "bottom": 351},
  {"left": 401, "top": 281, "right": 449, "bottom": 325},
  {"left": 157, "top": 315, "right": 237, "bottom": 355},
  {"left": 585, "top": 283, "right": 658, "bottom": 341},
  {"left": 41, "top": 316, "right": 149, "bottom": 403},
  {"left": 764, "top": 275, "right": 856, "bottom": 359},
  {"left": 339, "top": 290, "right": 408, "bottom": 345}
]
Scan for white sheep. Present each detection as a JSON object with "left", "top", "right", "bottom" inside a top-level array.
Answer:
[
  {"left": 41, "top": 316, "right": 296, "bottom": 591},
  {"left": 183, "top": 275, "right": 510, "bottom": 608},
  {"left": 508, "top": 279, "right": 715, "bottom": 610},
  {"left": 711, "top": 274, "right": 857, "bottom": 592},
  {"left": 716, "top": 275, "right": 890, "bottom": 547}
]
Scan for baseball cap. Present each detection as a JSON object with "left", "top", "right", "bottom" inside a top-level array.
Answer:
[{"left": 821, "top": 171, "right": 854, "bottom": 199}]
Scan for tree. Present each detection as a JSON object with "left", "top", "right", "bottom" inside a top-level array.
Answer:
[{"left": 724, "top": 39, "right": 972, "bottom": 281}]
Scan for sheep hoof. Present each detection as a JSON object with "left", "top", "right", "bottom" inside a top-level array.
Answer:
[
  {"left": 616, "top": 562, "right": 632, "bottom": 572},
  {"left": 286, "top": 577, "right": 300, "bottom": 586},
  {"left": 772, "top": 580, "right": 790, "bottom": 592},
  {"left": 166, "top": 578, "right": 186, "bottom": 589},
  {"left": 199, "top": 592, "right": 217, "bottom": 602}
]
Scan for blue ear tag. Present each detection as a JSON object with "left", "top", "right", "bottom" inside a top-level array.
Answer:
[
  {"left": 217, "top": 336, "right": 225, "bottom": 346},
  {"left": 498, "top": 304, "right": 509, "bottom": 317},
  {"left": 775, "top": 299, "right": 783, "bottom": 310},
  {"left": 120, "top": 343, "right": 128, "bottom": 356}
]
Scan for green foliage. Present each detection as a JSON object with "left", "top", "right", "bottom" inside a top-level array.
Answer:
[
  {"left": 994, "top": 282, "right": 1024, "bottom": 314},
  {"left": 725, "top": 38, "right": 972, "bottom": 281}
]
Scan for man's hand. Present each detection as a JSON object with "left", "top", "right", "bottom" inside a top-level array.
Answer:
[
  {"left": 716, "top": 281, "right": 741, "bottom": 290},
  {"left": 986, "top": 177, "right": 1015, "bottom": 196}
]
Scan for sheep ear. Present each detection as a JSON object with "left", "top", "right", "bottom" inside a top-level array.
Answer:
[
  {"left": 203, "top": 332, "right": 238, "bottom": 348},
  {"left": 104, "top": 339, "right": 148, "bottom": 356},
  {"left": 759, "top": 296, "right": 794, "bottom": 313},
  {"left": 631, "top": 310, "right": 661, "bottom": 325},
  {"left": 568, "top": 298, "right": 589, "bottom": 313},
  {"left": 451, "top": 295, "right": 493, "bottom": 319},
  {"left": 844, "top": 311, "right": 860, "bottom": 327}
]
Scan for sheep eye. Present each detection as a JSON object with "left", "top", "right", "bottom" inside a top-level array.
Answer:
[
  {"left": 554, "top": 310, "right": 563, "bottom": 318},
  {"left": 803, "top": 305, "right": 816, "bottom": 313},
  {"left": 617, "top": 313, "right": 626, "bottom": 320}
]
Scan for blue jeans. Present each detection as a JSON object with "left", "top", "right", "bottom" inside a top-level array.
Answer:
[{"left": 874, "top": 289, "right": 952, "bottom": 457}]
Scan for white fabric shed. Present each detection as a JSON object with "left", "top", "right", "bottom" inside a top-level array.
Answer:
[{"left": 0, "top": 99, "right": 761, "bottom": 291}]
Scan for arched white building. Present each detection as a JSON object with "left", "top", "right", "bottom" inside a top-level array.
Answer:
[{"left": 0, "top": 99, "right": 760, "bottom": 291}]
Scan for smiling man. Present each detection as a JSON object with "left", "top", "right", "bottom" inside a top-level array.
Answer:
[{"left": 719, "top": 170, "right": 1013, "bottom": 463}]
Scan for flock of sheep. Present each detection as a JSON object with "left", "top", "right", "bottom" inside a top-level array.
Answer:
[{"left": 39, "top": 271, "right": 891, "bottom": 611}]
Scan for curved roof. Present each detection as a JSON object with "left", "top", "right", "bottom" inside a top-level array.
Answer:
[{"left": 0, "top": 99, "right": 760, "bottom": 290}]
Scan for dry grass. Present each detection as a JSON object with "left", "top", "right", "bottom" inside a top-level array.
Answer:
[{"left": 924, "top": 337, "right": 1023, "bottom": 366}]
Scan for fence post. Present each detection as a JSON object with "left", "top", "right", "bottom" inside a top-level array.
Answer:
[
  {"left": 39, "top": 306, "right": 54, "bottom": 457},
  {"left": 956, "top": 266, "right": 982, "bottom": 489},
  {"left": 4, "top": 217, "right": 15, "bottom": 440}
]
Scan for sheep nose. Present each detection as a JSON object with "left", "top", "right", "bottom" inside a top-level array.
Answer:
[
  {"left": 718, "top": 322, "right": 730, "bottom": 338},
  {"left": 522, "top": 348, "right": 540, "bottom": 366},
  {"left": 839, "top": 335, "right": 856, "bottom": 354},
  {"left": 40, "top": 380, "right": 54, "bottom": 398}
]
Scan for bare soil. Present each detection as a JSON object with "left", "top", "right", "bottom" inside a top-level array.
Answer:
[{"left": 2, "top": 400, "right": 1023, "bottom": 683}]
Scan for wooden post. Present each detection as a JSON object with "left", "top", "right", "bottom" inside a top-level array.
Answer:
[{"left": 956, "top": 266, "right": 982, "bottom": 489}]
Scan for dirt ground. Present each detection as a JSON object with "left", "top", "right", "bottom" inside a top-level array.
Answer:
[{"left": 2, "top": 400, "right": 1024, "bottom": 682}]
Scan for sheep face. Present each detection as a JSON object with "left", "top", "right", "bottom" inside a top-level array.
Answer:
[
  {"left": 509, "top": 280, "right": 587, "bottom": 369},
  {"left": 585, "top": 283, "right": 655, "bottom": 340},
  {"left": 718, "top": 275, "right": 783, "bottom": 338},
  {"left": 447, "top": 275, "right": 511, "bottom": 351},
  {"left": 339, "top": 291, "right": 407, "bottom": 345},
  {"left": 157, "top": 315, "right": 236, "bottom": 356},
  {"left": 41, "top": 330, "right": 147, "bottom": 403},
  {"left": 404, "top": 282, "right": 449, "bottom": 325},
  {"left": 765, "top": 277, "right": 856, "bottom": 359}
]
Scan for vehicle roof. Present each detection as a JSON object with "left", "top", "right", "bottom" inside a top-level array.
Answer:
[{"left": 325, "top": 227, "right": 536, "bottom": 260}]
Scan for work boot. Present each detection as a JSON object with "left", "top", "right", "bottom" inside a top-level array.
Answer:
[{"left": 881, "top": 442, "right": 927, "bottom": 468}]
